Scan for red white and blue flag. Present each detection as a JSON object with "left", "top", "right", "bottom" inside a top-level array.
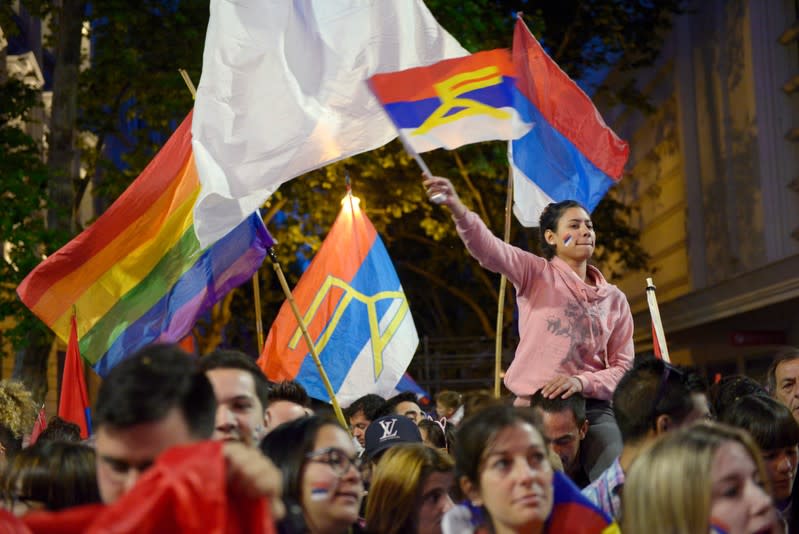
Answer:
[
  {"left": 392, "top": 373, "right": 430, "bottom": 404},
  {"left": 368, "top": 49, "right": 532, "bottom": 153},
  {"left": 548, "top": 471, "right": 619, "bottom": 533},
  {"left": 509, "top": 18, "right": 629, "bottom": 227},
  {"left": 257, "top": 195, "right": 418, "bottom": 406}
]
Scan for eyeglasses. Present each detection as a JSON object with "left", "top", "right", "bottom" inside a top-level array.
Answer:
[
  {"left": 649, "top": 362, "right": 685, "bottom": 424},
  {"left": 306, "top": 447, "right": 362, "bottom": 476}
]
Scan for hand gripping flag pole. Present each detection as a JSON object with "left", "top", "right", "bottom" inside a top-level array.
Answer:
[
  {"left": 646, "top": 277, "right": 670, "bottom": 363},
  {"left": 266, "top": 248, "right": 349, "bottom": 431}
]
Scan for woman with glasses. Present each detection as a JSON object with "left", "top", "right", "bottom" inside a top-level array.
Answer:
[
  {"left": 423, "top": 175, "right": 633, "bottom": 480},
  {"left": 260, "top": 415, "right": 364, "bottom": 534},
  {"left": 623, "top": 421, "right": 779, "bottom": 534},
  {"left": 365, "top": 443, "right": 454, "bottom": 534}
]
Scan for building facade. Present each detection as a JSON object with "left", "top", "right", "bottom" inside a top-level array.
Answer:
[{"left": 607, "top": 0, "right": 799, "bottom": 381}]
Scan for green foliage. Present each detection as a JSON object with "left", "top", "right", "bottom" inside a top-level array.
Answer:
[
  {"left": 3, "top": 0, "right": 679, "bottom": 359},
  {"left": 0, "top": 78, "right": 64, "bottom": 348},
  {"left": 78, "top": 0, "right": 205, "bottom": 204}
]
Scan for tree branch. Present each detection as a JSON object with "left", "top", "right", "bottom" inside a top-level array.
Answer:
[
  {"left": 400, "top": 261, "right": 495, "bottom": 337},
  {"left": 554, "top": 4, "right": 584, "bottom": 63}
]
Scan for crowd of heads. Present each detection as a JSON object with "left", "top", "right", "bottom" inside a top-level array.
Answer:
[{"left": 4, "top": 345, "right": 799, "bottom": 533}]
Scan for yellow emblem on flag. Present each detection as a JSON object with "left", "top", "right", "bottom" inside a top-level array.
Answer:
[
  {"left": 413, "top": 65, "right": 511, "bottom": 136},
  {"left": 287, "top": 276, "right": 410, "bottom": 377}
]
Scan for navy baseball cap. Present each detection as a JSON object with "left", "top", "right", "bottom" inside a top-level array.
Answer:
[{"left": 364, "top": 414, "right": 422, "bottom": 460}]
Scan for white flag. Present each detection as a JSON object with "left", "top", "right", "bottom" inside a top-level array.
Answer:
[{"left": 192, "top": 0, "right": 467, "bottom": 247}]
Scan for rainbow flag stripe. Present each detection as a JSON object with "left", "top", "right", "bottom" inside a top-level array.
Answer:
[{"left": 17, "top": 112, "right": 273, "bottom": 375}]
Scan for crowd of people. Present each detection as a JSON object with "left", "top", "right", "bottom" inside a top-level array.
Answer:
[
  {"left": 0, "top": 179, "right": 797, "bottom": 533},
  {"left": 2, "top": 347, "right": 799, "bottom": 533}
]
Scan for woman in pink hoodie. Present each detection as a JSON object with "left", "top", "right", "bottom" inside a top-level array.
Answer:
[{"left": 423, "top": 175, "right": 634, "bottom": 481}]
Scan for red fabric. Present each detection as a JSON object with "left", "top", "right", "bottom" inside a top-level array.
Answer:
[
  {"left": 0, "top": 510, "right": 31, "bottom": 534},
  {"left": 22, "top": 441, "right": 275, "bottom": 534},
  {"left": 28, "top": 408, "right": 47, "bottom": 445},
  {"left": 22, "top": 505, "right": 104, "bottom": 534},
  {"left": 651, "top": 320, "right": 662, "bottom": 359},
  {"left": 58, "top": 315, "right": 90, "bottom": 439},
  {"left": 178, "top": 334, "right": 197, "bottom": 355}
]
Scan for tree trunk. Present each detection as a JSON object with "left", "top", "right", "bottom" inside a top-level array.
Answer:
[
  {"left": 47, "top": 0, "right": 85, "bottom": 234},
  {"left": 15, "top": 0, "right": 85, "bottom": 403},
  {"left": 13, "top": 330, "right": 52, "bottom": 405}
]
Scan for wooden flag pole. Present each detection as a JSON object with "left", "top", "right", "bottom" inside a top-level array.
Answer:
[
  {"left": 179, "top": 68, "right": 266, "bottom": 355},
  {"left": 266, "top": 249, "right": 349, "bottom": 430},
  {"left": 252, "top": 275, "right": 264, "bottom": 353},
  {"left": 645, "top": 277, "right": 671, "bottom": 363},
  {"left": 493, "top": 170, "right": 514, "bottom": 399},
  {"left": 178, "top": 69, "right": 196, "bottom": 97}
]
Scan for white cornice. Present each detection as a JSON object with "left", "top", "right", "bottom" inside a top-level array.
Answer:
[{"left": 6, "top": 51, "right": 44, "bottom": 88}]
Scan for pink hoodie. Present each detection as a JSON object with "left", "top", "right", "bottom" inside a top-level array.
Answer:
[{"left": 456, "top": 211, "right": 634, "bottom": 401}]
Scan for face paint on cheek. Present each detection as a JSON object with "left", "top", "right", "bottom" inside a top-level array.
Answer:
[
  {"left": 310, "top": 482, "right": 332, "bottom": 501},
  {"left": 563, "top": 235, "right": 573, "bottom": 247}
]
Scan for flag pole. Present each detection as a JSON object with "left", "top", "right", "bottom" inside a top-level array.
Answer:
[
  {"left": 179, "top": 68, "right": 265, "bottom": 354},
  {"left": 494, "top": 170, "right": 514, "bottom": 398},
  {"left": 645, "top": 277, "right": 670, "bottom": 363},
  {"left": 252, "top": 275, "right": 264, "bottom": 353},
  {"left": 397, "top": 131, "right": 448, "bottom": 202},
  {"left": 266, "top": 249, "right": 349, "bottom": 430}
]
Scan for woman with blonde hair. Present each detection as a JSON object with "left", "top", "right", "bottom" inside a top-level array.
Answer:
[
  {"left": 623, "top": 421, "right": 779, "bottom": 534},
  {"left": 365, "top": 443, "right": 454, "bottom": 534}
]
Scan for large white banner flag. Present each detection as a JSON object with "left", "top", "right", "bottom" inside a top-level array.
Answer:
[{"left": 192, "top": 0, "right": 467, "bottom": 247}]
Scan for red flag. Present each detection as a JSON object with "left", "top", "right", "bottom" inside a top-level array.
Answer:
[
  {"left": 22, "top": 441, "right": 275, "bottom": 534},
  {"left": 29, "top": 406, "right": 47, "bottom": 445},
  {"left": 58, "top": 314, "right": 91, "bottom": 439}
]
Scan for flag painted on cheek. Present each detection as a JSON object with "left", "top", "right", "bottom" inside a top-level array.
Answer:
[
  {"left": 17, "top": 112, "right": 273, "bottom": 376},
  {"left": 369, "top": 49, "right": 532, "bottom": 153},
  {"left": 509, "top": 18, "right": 630, "bottom": 227},
  {"left": 258, "top": 197, "right": 418, "bottom": 406}
]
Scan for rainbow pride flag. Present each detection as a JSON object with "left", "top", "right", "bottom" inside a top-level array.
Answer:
[
  {"left": 17, "top": 112, "right": 273, "bottom": 376},
  {"left": 368, "top": 49, "right": 531, "bottom": 153}
]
